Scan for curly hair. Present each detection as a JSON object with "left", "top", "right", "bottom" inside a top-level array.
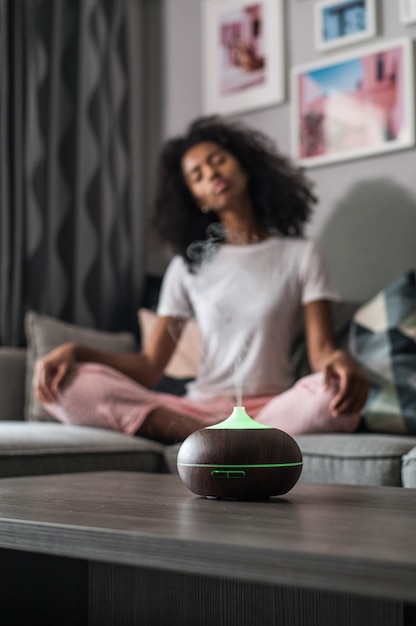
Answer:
[{"left": 151, "top": 116, "right": 317, "bottom": 266}]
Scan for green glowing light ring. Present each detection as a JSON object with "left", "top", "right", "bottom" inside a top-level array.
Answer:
[{"left": 177, "top": 462, "right": 303, "bottom": 468}]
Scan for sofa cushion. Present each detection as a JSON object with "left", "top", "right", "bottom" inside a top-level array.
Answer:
[
  {"left": 349, "top": 270, "right": 416, "bottom": 434},
  {"left": 402, "top": 446, "right": 416, "bottom": 488},
  {"left": 295, "top": 433, "right": 416, "bottom": 487},
  {"left": 0, "top": 422, "right": 164, "bottom": 478},
  {"left": 24, "top": 311, "right": 137, "bottom": 423},
  {"left": 138, "top": 307, "right": 201, "bottom": 379},
  {"left": 163, "top": 433, "right": 416, "bottom": 487}
]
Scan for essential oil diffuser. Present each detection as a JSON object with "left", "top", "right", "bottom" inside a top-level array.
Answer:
[{"left": 177, "top": 406, "right": 303, "bottom": 500}]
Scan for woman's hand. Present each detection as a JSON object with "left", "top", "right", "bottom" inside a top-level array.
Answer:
[
  {"left": 303, "top": 300, "right": 369, "bottom": 417},
  {"left": 34, "top": 342, "right": 77, "bottom": 404},
  {"left": 323, "top": 349, "right": 369, "bottom": 417}
]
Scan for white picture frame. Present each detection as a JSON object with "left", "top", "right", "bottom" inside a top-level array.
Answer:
[
  {"left": 291, "top": 38, "right": 415, "bottom": 168},
  {"left": 202, "top": 0, "right": 285, "bottom": 116},
  {"left": 400, "top": 0, "right": 416, "bottom": 25},
  {"left": 315, "top": 0, "right": 377, "bottom": 53}
]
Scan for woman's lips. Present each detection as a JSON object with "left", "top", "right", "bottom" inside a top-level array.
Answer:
[{"left": 212, "top": 180, "right": 229, "bottom": 194}]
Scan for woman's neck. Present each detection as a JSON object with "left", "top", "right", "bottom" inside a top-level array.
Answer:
[
  {"left": 220, "top": 211, "right": 269, "bottom": 245},
  {"left": 217, "top": 196, "right": 270, "bottom": 245},
  {"left": 223, "top": 227, "right": 270, "bottom": 245}
]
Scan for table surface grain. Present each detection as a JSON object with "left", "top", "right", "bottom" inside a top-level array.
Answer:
[{"left": 0, "top": 471, "right": 415, "bottom": 602}]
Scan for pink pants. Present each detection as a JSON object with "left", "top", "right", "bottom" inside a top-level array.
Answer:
[{"left": 42, "top": 363, "right": 361, "bottom": 438}]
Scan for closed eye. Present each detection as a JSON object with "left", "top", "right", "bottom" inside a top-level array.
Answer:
[
  {"left": 189, "top": 171, "right": 202, "bottom": 183},
  {"left": 210, "top": 154, "right": 226, "bottom": 166}
]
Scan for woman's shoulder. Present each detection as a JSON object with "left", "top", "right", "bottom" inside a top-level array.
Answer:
[
  {"left": 270, "top": 236, "right": 318, "bottom": 255},
  {"left": 164, "top": 254, "right": 188, "bottom": 273},
  {"left": 161, "top": 254, "right": 190, "bottom": 285},
  {"left": 268, "top": 238, "right": 326, "bottom": 275}
]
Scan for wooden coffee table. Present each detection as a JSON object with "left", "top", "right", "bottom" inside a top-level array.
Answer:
[{"left": 0, "top": 471, "right": 415, "bottom": 625}]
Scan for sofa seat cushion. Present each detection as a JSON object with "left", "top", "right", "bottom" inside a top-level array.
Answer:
[
  {"left": 163, "top": 434, "right": 416, "bottom": 487},
  {"left": 402, "top": 447, "right": 416, "bottom": 488},
  {"left": 0, "top": 422, "right": 164, "bottom": 478},
  {"left": 296, "top": 433, "right": 416, "bottom": 487}
]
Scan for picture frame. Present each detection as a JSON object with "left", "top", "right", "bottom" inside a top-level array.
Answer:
[
  {"left": 291, "top": 38, "right": 415, "bottom": 168},
  {"left": 202, "top": 0, "right": 284, "bottom": 116},
  {"left": 315, "top": 0, "right": 377, "bottom": 52},
  {"left": 400, "top": 0, "right": 416, "bottom": 25}
]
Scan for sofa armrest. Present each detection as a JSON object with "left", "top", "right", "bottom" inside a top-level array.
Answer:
[{"left": 0, "top": 347, "right": 26, "bottom": 421}]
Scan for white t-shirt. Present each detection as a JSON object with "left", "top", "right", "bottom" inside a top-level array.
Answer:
[{"left": 157, "top": 237, "right": 338, "bottom": 399}]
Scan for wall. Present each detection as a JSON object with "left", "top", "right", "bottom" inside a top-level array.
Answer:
[{"left": 159, "top": 0, "right": 416, "bottom": 302}]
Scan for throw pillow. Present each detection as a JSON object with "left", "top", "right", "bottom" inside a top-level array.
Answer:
[
  {"left": 138, "top": 308, "right": 201, "bottom": 379},
  {"left": 25, "top": 311, "right": 137, "bottom": 422},
  {"left": 349, "top": 270, "right": 416, "bottom": 434}
]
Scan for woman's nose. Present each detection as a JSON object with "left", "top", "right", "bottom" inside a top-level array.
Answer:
[{"left": 205, "top": 164, "right": 218, "bottom": 179}]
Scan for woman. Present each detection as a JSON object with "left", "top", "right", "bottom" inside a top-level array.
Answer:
[{"left": 34, "top": 116, "right": 368, "bottom": 443}]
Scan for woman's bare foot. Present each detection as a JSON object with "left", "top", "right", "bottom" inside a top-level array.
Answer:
[{"left": 137, "top": 407, "right": 212, "bottom": 444}]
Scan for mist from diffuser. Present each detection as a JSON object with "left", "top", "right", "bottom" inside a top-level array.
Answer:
[
  {"left": 177, "top": 406, "right": 303, "bottom": 500},
  {"left": 177, "top": 226, "right": 302, "bottom": 499}
]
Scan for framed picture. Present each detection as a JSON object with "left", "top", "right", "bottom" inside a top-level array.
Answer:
[
  {"left": 400, "top": 0, "right": 416, "bottom": 25},
  {"left": 202, "top": 0, "right": 284, "bottom": 116},
  {"left": 315, "top": 0, "right": 376, "bottom": 52},
  {"left": 291, "top": 38, "right": 415, "bottom": 168}
]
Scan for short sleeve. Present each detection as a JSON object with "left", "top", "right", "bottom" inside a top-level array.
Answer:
[
  {"left": 156, "top": 256, "right": 194, "bottom": 318},
  {"left": 299, "top": 241, "right": 339, "bottom": 304}
]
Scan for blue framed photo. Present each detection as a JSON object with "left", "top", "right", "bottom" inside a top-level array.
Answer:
[{"left": 315, "top": 0, "right": 377, "bottom": 52}]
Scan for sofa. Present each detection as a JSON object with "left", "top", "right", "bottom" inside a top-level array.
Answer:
[{"left": 1, "top": 275, "right": 416, "bottom": 489}]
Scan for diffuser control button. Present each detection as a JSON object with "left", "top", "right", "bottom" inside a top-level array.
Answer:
[{"left": 211, "top": 470, "right": 246, "bottom": 479}]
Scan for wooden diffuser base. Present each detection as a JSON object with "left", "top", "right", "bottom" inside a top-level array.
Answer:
[{"left": 177, "top": 407, "right": 303, "bottom": 500}]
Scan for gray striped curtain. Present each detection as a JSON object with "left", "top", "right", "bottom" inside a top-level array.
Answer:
[{"left": 0, "top": 0, "right": 148, "bottom": 346}]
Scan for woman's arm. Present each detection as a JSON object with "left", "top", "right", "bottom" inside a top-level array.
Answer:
[
  {"left": 34, "top": 316, "right": 185, "bottom": 403},
  {"left": 303, "top": 300, "right": 369, "bottom": 416}
]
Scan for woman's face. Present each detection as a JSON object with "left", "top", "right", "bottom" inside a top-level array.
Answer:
[{"left": 181, "top": 141, "right": 249, "bottom": 213}]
